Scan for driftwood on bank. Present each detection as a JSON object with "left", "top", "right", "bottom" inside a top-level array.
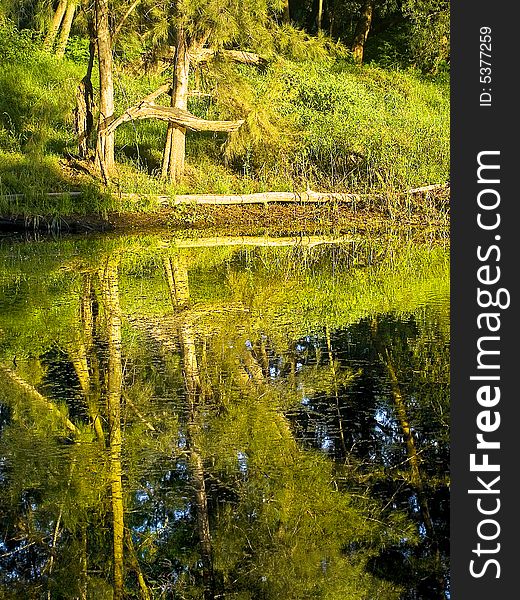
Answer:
[
  {"left": 119, "top": 190, "right": 363, "bottom": 206},
  {"left": 119, "top": 184, "right": 448, "bottom": 206}
]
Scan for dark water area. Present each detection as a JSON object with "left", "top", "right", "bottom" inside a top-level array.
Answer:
[{"left": 0, "top": 233, "right": 449, "bottom": 599}]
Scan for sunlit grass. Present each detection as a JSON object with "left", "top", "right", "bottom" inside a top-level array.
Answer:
[{"left": 0, "top": 26, "right": 449, "bottom": 217}]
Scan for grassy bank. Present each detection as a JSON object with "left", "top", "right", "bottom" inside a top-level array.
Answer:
[{"left": 0, "top": 24, "right": 449, "bottom": 220}]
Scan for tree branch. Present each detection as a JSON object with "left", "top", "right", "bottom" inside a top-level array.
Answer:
[
  {"left": 104, "top": 92, "right": 244, "bottom": 134},
  {"left": 190, "top": 48, "right": 268, "bottom": 67},
  {"left": 113, "top": 0, "right": 142, "bottom": 41},
  {"left": 1, "top": 364, "right": 79, "bottom": 435}
]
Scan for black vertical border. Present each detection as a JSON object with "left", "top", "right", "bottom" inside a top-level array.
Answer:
[{"left": 451, "top": 1, "right": 519, "bottom": 598}]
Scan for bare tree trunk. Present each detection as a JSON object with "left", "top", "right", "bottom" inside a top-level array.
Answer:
[
  {"left": 75, "top": 26, "right": 95, "bottom": 158},
  {"left": 161, "top": 30, "right": 190, "bottom": 183},
  {"left": 95, "top": 0, "right": 115, "bottom": 180},
  {"left": 70, "top": 273, "right": 105, "bottom": 442},
  {"left": 282, "top": 0, "right": 290, "bottom": 23},
  {"left": 99, "top": 258, "right": 125, "bottom": 600},
  {"left": 43, "top": 0, "right": 68, "bottom": 51},
  {"left": 317, "top": 0, "right": 324, "bottom": 32},
  {"left": 352, "top": 0, "right": 373, "bottom": 64},
  {"left": 55, "top": 1, "right": 76, "bottom": 58}
]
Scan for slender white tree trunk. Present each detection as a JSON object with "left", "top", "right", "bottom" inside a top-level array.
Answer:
[
  {"left": 55, "top": 1, "right": 76, "bottom": 58},
  {"left": 43, "top": 0, "right": 68, "bottom": 51}
]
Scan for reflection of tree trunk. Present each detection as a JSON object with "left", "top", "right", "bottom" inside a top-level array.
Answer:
[
  {"left": 46, "top": 461, "right": 76, "bottom": 599},
  {"left": 55, "top": 1, "right": 75, "bottom": 58},
  {"left": 79, "top": 523, "right": 88, "bottom": 600},
  {"left": 237, "top": 339, "right": 298, "bottom": 456},
  {"left": 71, "top": 273, "right": 105, "bottom": 442},
  {"left": 383, "top": 348, "right": 444, "bottom": 595},
  {"left": 254, "top": 338, "right": 269, "bottom": 376},
  {"left": 352, "top": 0, "right": 373, "bottom": 64},
  {"left": 326, "top": 326, "right": 348, "bottom": 458},
  {"left": 124, "top": 529, "right": 152, "bottom": 600},
  {"left": 383, "top": 350, "right": 434, "bottom": 531},
  {"left": 164, "top": 255, "right": 215, "bottom": 599},
  {"left": 99, "top": 258, "right": 125, "bottom": 600}
]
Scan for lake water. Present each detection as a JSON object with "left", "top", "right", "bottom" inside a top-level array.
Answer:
[{"left": 0, "top": 232, "right": 449, "bottom": 599}]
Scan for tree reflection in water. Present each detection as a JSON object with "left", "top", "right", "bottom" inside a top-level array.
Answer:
[{"left": 0, "top": 235, "right": 449, "bottom": 599}]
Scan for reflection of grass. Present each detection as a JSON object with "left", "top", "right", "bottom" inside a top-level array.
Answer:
[{"left": 0, "top": 235, "right": 449, "bottom": 361}]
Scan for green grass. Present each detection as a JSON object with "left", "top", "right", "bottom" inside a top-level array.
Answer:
[
  {"left": 0, "top": 24, "right": 449, "bottom": 217},
  {"left": 0, "top": 233, "right": 448, "bottom": 360}
]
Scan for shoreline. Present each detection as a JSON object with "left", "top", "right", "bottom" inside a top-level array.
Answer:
[{"left": 0, "top": 201, "right": 449, "bottom": 237}]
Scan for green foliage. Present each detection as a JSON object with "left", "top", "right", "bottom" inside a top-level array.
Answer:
[
  {"left": 64, "top": 34, "right": 91, "bottom": 64},
  {"left": 402, "top": 0, "right": 450, "bottom": 73},
  {"left": 0, "top": 13, "right": 449, "bottom": 212},
  {"left": 0, "top": 49, "right": 81, "bottom": 151},
  {"left": 213, "top": 57, "right": 449, "bottom": 192},
  {"left": 0, "top": 19, "right": 36, "bottom": 61}
]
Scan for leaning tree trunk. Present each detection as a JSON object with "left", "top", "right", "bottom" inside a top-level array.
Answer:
[
  {"left": 55, "top": 1, "right": 76, "bottom": 58},
  {"left": 161, "top": 30, "right": 190, "bottom": 183},
  {"left": 43, "top": 0, "right": 68, "bottom": 51},
  {"left": 352, "top": 0, "right": 373, "bottom": 64},
  {"left": 95, "top": 0, "right": 115, "bottom": 180}
]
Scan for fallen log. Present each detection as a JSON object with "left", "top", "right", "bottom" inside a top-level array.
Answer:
[
  {"left": 119, "top": 190, "right": 363, "bottom": 206},
  {"left": 102, "top": 83, "right": 244, "bottom": 135},
  {"left": 0, "top": 185, "right": 449, "bottom": 211}
]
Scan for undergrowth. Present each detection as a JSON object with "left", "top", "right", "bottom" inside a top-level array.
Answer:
[{"left": 0, "top": 23, "right": 449, "bottom": 217}]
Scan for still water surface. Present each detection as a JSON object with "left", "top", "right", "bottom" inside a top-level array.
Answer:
[{"left": 0, "top": 233, "right": 449, "bottom": 599}]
